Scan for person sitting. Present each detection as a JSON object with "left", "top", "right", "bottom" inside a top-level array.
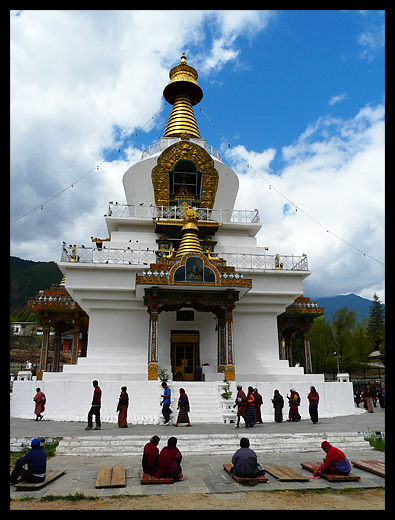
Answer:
[
  {"left": 231, "top": 438, "right": 266, "bottom": 478},
  {"left": 142, "top": 435, "right": 160, "bottom": 475},
  {"left": 314, "top": 441, "right": 351, "bottom": 476},
  {"left": 10, "top": 438, "right": 47, "bottom": 485},
  {"left": 155, "top": 436, "right": 183, "bottom": 482}
]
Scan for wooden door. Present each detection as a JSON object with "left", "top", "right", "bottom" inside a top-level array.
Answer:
[{"left": 172, "top": 342, "right": 198, "bottom": 381}]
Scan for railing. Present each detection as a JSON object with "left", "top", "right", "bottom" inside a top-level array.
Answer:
[
  {"left": 141, "top": 139, "right": 222, "bottom": 161},
  {"left": 219, "top": 253, "right": 308, "bottom": 271},
  {"left": 107, "top": 203, "right": 260, "bottom": 224},
  {"left": 60, "top": 245, "right": 156, "bottom": 265},
  {"left": 60, "top": 245, "right": 308, "bottom": 271}
]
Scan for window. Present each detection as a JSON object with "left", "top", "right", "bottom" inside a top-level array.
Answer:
[
  {"left": 173, "top": 256, "right": 216, "bottom": 283},
  {"left": 176, "top": 310, "right": 194, "bottom": 321},
  {"left": 169, "top": 160, "right": 202, "bottom": 206}
]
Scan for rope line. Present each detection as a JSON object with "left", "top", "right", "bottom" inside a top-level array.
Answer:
[
  {"left": 10, "top": 104, "right": 165, "bottom": 223},
  {"left": 195, "top": 101, "right": 384, "bottom": 267}
]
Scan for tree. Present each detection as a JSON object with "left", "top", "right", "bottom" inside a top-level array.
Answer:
[
  {"left": 329, "top": 308, "right": 356, "bottom": 370},
  {"left": 309, "top": 317, "right": 337, "bottom": 374},
  {"left": 367, "top": 293, "right": 385, "bottom": 351}
]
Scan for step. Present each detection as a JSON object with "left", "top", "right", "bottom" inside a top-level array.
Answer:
[
  {"left": 167, "top": 382, "right": 223, "bottom": 423},
  {"left": 56, "top": 431, "right": 371, "bottom": 456}
]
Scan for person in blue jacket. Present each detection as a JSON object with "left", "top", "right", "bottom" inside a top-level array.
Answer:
[{"left": 10, "top": 438, "right": 47, "bottom": 485}]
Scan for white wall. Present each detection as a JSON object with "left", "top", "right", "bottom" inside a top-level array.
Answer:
[{"left": 11, "top": 379, "right": 359, "bottom": 423}]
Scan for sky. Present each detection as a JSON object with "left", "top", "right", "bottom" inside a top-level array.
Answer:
[{"left": 10, "top": 10, "right": 385, "bottom": 302}]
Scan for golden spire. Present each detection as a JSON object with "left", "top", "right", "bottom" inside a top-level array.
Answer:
[
  {"left": 176, "top": 206, "right": 203, "bottom": 258},
  {"left": 163, "top": 53, "right": 203, "bottom": 139}
]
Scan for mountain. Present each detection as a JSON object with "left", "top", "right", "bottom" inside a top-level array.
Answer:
[
  {"left": 10, "top": 256, "right": 63, "bottom": 314},
  {"left": 309, "top": 293, "right": 383, "bottom": 322}
]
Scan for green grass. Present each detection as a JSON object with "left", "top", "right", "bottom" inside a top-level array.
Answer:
[{"left": 364, "top": 434, "right": 385, "bottom": 452}]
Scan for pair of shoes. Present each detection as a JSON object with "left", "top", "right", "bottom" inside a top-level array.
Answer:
[
  {"left": 234, "top": 425, "right": 239, "bottom": 428},
  {"left": 93, "top": 426, "right": 101, "bottom": 430},
  {"left": 85, "top": 426, "right": 92, "bottom": 430},
  {"left": 173, "top": 423, "right": 178, "bottom": 427},
  {"left": 164, "top": 421, "right": 170, "bottom": 426}
]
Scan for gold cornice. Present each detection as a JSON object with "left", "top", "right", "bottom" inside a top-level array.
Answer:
[{"left": 151, "top": 140, "right": 219, "bottom": 208}]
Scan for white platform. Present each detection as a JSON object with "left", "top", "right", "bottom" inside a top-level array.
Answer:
[{"left": 11, "top": 378, "right": 359, "bottom": 424}]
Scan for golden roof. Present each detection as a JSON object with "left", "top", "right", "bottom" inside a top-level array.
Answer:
[
  {"left": 176, "top": 206, "right": 203, "bottom": 258},
  {"left": 163, "top": 53, "right": 202, "bottom": 139}
]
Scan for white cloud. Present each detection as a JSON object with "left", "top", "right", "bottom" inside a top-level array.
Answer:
[
  {"left": 329, "top": 92, "right": 347, "bottom": 106},
  {"left": 228, "top": 103, "right": 385, "bottom": 301},
  {"left": 10, "top": 10, "right": 272, "bottom": 261}
]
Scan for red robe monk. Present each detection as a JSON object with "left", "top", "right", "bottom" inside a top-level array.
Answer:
[
  {"left": 142, "top": 436, "right": 160, "bottom": 475},
  {"left": 155, "top": 437, "right": 183, "bottom": 481},
  {"left": 33, "top": 388, "right": 45, "bottom": 421}
]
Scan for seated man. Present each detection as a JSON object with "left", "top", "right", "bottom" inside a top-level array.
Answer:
[
  {"left": 142, "top": 435, "right": 160, "bottom": 475},
  {"left": 314, "top": 441, "right": 351, "bottom": 476},
  {"left": 155, "top": 436, "right": 183, "bottom": 482},
  {"left": 231, "top": 438, "right": 266, "bottom": 478},
  {"left": 10, "top": 438, "right": 47, "bottom": 485}
]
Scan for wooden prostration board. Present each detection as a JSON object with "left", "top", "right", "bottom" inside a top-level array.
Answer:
[
  {"left": 95, "top": 466, "right": 126, "bottom": 488},
  {"left": 141, "top": 469, "right": 173, "bottom": 485},
  {"left": 351, "top": 460, "right": 385, "bottom": 478},
  {"left": 264, "top": 465, "right": 309, "bottom": 481},
  {"left": 14, "top": 469, "right": 66, "bottom": 490},
  {"left": 223, "top": 463, "right": 268, "bottom": 484},
  {"left": 300, "top": 462, "right": 360, "bottom": 482}
]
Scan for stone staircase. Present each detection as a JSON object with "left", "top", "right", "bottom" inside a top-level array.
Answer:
[
  {"left": 167, "top": 382, "right": 224, "bottom": 424},
  {"left": 56, "top": 431, "right": 371, "bottom": 457}
]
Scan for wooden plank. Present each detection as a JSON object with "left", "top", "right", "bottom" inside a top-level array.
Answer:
[
  {"left": 14, "top": 469, "right": 66, "bottom": 490},
  {"left": 223, "top": 463, "right": 268, "bottom": 484},
  {"left": 95, "top": 466, "right": 126, "bottom": 488},
  {"left": 264, "top": 465, "right": 309, "bottom": 482},
  {"left": 351, "top": 460, "right": 385, "bottom": 478},
  {"left": 300, "top": 462, "right": 360, "bottom": 482},
  {"left": 140, "top": 468, "right": 173, "bottom": 484},
  {"left": 95, "top": 466, "right": 113, "bottom": 488},
  {"left": 110, "top": 466, "right": 126, "bottom": 487}
]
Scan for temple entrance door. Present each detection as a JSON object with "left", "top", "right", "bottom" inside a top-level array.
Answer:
[{"left": 171, "top": 342, "right": 199, "bottom": 381}]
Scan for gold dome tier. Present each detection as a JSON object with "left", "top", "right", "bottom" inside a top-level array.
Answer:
[
  {"left": 176, "top": 231, "right": 203, "bottom": 258},
  {"left": 163, "top": 53, "right": 203, "bottom": 138},
  {"left": 176, "top": 206, "right": 203, "bottom": 258},
  {"left": 164, "top": 94, "right": 201, "bottom": 138}
]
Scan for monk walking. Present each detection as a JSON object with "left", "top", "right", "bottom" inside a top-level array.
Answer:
[
  {"left": 33, "top": 387, "right": 46, "bottom": 421},
  {"left": 233, "top": 385, "right": 248, "bottom": 428}
]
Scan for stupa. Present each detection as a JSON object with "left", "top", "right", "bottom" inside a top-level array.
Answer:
[{"left": 11, "top": 54, "right": 357, "bottom": 423}]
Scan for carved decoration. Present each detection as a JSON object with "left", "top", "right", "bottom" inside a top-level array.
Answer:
[{"left": 151, "top": 141, "right": 219, "bottom": 208}]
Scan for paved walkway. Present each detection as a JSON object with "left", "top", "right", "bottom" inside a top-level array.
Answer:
[
  {"left": 10, "top": 408, "right": 385, "bottom": 499},
  {"left": 10, "top": 406, "right": 384, "bottom": 438}
]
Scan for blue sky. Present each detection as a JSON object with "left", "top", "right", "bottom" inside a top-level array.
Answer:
[{"left": 10, "top": 10, "right": 385, "bottom": 301}]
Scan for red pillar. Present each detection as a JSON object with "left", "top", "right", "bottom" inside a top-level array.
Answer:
[
  {"left": 71, "top": 315, "right": 80, "bottom": 365},
  {"left": 39, "top": 315, "right": 50, "bottom": 373}
]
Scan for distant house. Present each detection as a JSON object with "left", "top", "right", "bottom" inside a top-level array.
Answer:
[{"left": 11, "top": 322, "right": 40, "bottom": 336}]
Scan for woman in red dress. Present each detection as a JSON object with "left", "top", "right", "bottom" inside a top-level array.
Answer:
[
  {"left": 287, "top": 388, "right": 301, "bottom": 422},
  {"left": 233, "top": 385, "right": 248, "bottom": 428},
  {"left": 174, "top": 388, "right": 191, "bottom": 426},
  {"left": 117, "top": 386, "right": 129, "bottom": 428}
]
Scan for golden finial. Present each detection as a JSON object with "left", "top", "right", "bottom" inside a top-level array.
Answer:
[{"left": 163, "top": 53, "right": 203, "bottom": 138}]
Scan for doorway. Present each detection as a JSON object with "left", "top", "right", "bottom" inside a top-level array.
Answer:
[{"left": 171, "top": 331, "right": 199, "bottom": 381}]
